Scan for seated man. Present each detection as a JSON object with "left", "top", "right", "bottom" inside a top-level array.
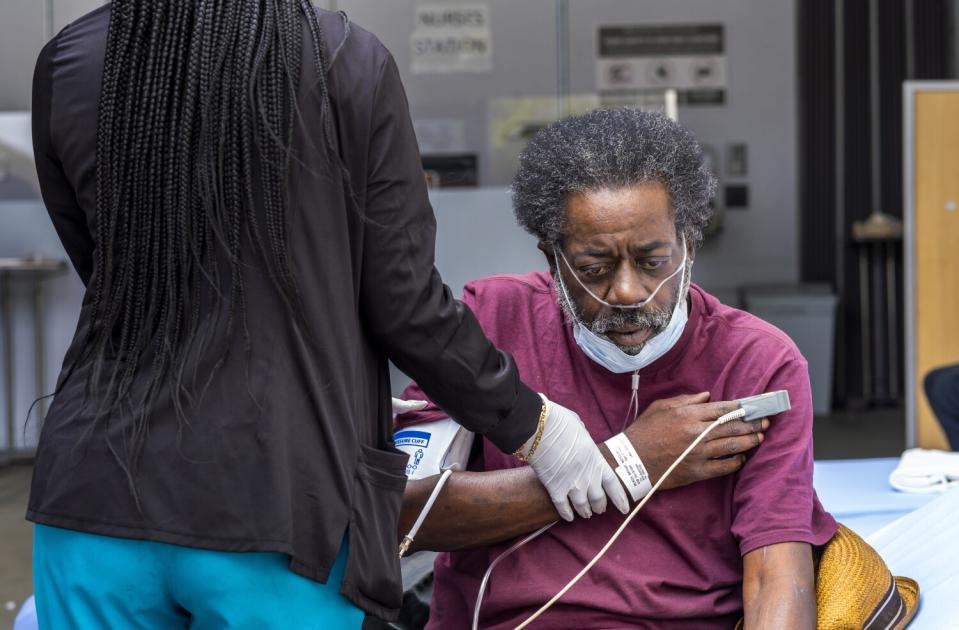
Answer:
[{"left": 395, "top": 108, "right": 837, "bottom": 629}]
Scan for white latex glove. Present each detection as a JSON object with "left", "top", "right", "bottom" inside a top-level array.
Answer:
[
  {"left": 524, "top": 397, "right": 630, "bottom": 521},
  {"left": 391, "top": 398, "right": 428, "bottom": 415}
]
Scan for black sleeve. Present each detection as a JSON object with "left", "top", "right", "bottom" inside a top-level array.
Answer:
[
  {"left": 358, "top": 54, "right": 539, "bottom": 454},
  {"left": 32, "top": 37, "right": 95, "bottom": 286}
]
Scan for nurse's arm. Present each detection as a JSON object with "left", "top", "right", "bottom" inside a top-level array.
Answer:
[{"left": 741, "top": 542, "right": 816, "bottom": 629}]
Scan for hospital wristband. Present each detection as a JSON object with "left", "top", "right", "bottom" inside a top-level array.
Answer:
[{"left": 604, "top": 432, "right": 652, "bottom": 502}]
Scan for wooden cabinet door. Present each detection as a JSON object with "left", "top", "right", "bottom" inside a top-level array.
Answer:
[{"left": 909, "top": 88, "right": 959, "bottom": 449}]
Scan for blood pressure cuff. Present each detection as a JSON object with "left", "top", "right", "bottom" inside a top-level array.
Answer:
[{"left": 394, "top": 418, "right": 475, "bottom": 479}]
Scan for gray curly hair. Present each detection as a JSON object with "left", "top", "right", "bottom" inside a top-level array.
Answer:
[{"left": 511, "top": 108, "right": 717, "bottom": 247}]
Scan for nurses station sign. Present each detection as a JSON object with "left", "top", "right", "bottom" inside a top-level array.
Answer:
[
  {"left": 411, "top": 4, "right": 493, "bottom": 74},
  {"left": 596, "top": 24, "right": 727, "bottom": 105}
]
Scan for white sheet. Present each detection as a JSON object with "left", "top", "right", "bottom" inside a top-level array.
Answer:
[
  {"left": 867, "top": 488, "right": 959, "bottom": 628},
  {"left": 889, "top": 448, "right": 959, "bottom": 494}
]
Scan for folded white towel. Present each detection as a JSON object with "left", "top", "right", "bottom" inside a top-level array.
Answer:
[{"left": 889, "top": 448, "right": 959, "bottom": 494}]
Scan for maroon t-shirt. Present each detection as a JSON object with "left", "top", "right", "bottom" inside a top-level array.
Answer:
[{"left": 397, "top": 272, "right": 837, "bottom": 629}]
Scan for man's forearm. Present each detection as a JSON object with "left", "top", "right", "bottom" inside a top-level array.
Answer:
[
  {"left": 742, "top": 543, "right": 815, "bottom": 629},
  {"left": 398, "top": 446, "right": 622, "bottom": 553},
  {"left": 743, "top": 578, "right": 815, "bottom": 629}
]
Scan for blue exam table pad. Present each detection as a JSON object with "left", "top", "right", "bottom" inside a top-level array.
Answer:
[
  {"left": 814, "top": 457, "right": 959, "bottom": 628},
  {"left": 814, "top": 457, "right": 938, "bottom": 538}
]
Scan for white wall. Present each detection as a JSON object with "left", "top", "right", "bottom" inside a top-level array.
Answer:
[
  {"left": 0, "top": 0, "right": 105, "bottom": 111},
  {"left": 0, "top": 202, "right": 86, "bottom": 450},
  {"left": 0, "top": 0, "right": 102, "bottom": 447},
  {"left": 0, "top": 0, "right": 46, "bottom": 111},
  {"left": 429, "top": 188, "right": 542, "bottom": 297}
]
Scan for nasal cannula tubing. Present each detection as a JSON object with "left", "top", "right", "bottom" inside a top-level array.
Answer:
[
  {"left": 554, "top": 235, "right": 687, "bottom": 310},
  {"left": 470, "top": 405, "right": 748, "bottom": 630}
]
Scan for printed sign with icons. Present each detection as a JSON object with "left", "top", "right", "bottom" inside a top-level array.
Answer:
[{"left": 597, "top": 24, "right": 726, "bottom": 105}]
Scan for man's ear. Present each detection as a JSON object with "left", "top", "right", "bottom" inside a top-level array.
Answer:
[{"left": 538, "top": 240, "right": 558, "bottom": 273}]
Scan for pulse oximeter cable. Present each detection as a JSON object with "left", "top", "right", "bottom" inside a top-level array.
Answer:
[{"left": 470, "top": 405, "right": 749, "bottom": 630}]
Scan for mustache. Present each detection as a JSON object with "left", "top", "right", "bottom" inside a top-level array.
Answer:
[{"left": 588, "top": 304, "right": 673, "bottom": 336}]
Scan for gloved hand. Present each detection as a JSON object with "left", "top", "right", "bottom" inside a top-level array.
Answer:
[
  {"left": 523, "top": 396, "right": 630, "bottom": 521},
  {"left": 391, "top": 398, "right": 428, "bottom": 415}
]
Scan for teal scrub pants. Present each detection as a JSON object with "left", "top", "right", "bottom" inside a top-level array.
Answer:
[{"left": 33, "top": 524, "right": 364, "bottom": 629}]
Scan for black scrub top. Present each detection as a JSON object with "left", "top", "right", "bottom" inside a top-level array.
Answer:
[{"left": 27, "top": 5, "right": 539, "bottom": 619}]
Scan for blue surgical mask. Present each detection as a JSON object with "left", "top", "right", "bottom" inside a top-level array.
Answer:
[
  {"left": 553, "top": 242, "right": 690, "bottom": 374},
  {"left": 571, "top": 293, "right": 687, "bottom": 373}
]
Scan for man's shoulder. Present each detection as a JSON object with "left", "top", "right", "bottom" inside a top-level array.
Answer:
[
  {"left": 462, "top": 271, "right": 554, "bottom": 310},
  {"left": 460, "top": 271, "right": 560, "bottom": 347},
  {"left": 693, "top": 286, "right": 806, "bottom": 365}
]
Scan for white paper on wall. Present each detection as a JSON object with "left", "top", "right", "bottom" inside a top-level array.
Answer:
[
  {"left": 413, "top": 118, "right": 467, "bottom": 154},
  {"left": 411, "top": 4, "right": 492, "bottom": 74}
]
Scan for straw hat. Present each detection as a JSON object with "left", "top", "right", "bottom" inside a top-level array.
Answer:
[
  {"left": 816, "top": 524, "right": 918, "bottom": 630},
  {"left": 734, "top": 524, "right": 918, "bottom": 629}
]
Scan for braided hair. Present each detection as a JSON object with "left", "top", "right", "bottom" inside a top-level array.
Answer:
[{"left": 82, "top": 0, "right": 343, "bottom": 505}]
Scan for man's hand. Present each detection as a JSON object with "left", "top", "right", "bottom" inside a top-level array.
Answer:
[{"left": 621, "top": 392, "right": 768, "bottom": 489}]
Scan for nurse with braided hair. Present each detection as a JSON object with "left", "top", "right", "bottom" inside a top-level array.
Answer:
[{"left": 27, "top": 2, "right": 623, "bottom": 627}]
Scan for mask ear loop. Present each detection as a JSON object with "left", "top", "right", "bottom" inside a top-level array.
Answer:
[{"left": 553, "top": 235, "right": 688, "bottom": 310}]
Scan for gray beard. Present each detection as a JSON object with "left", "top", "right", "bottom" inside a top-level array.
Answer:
[{"left": 555, "top": 262, "right": 691, "bottom": 356}]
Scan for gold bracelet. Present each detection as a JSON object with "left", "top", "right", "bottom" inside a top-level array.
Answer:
[{"left": 514, "top": 393, "right": 549, "bottom": 462}]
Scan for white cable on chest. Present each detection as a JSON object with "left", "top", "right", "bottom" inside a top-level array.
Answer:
[{"left": 624, "top": 369, "right": 640, "bottom": 426}]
